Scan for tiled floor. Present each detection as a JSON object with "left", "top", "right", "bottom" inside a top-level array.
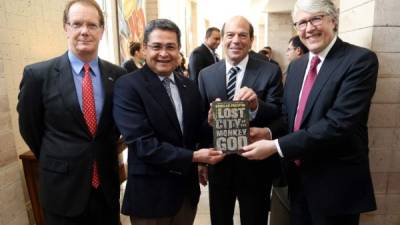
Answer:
[{"left": 120, "top": 184, "right": 240, "bottom": 225}]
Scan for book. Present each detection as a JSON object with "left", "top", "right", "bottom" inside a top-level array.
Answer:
[{"left": 212, "top": 101, "right": 249, "bottom": 154}]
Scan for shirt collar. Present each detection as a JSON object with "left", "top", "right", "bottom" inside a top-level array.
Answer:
[
  {"left": 68, "top": 51, "right": 100, "bottom": 76},
  {"left": 204, "top": 43, "right": 215, "bottom": 53},
  {"left": 158, "top": 73, "right": 175, "bottom": 84},
  {"left": 309, "top": 35, "right": 337, "bottom": 62},
  {"left": 225, "top": 55, "right": 249, "bottom": 74}
]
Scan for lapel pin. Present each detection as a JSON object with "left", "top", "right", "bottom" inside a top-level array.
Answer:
[{"left": 107, "top": 77, "right": 114, "bottom": 81}]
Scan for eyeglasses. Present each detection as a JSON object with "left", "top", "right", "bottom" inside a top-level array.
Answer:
[
  {"left": 66, "top": 22, "right": 102, "bottom": 32},
  {"left": 293, "top": 15, "right": 326, "bottom": 31},
  {"left": 146, "top": 43, "right": 179, "bottom": 52}
]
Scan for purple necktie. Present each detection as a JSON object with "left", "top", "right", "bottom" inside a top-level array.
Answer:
[{"left": 293, "top": 56, "right": 320, "bottom": 166}]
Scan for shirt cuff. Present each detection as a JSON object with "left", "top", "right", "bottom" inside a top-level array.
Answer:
[
  {"left": 249, "top": 102, "right": 259, "bottom": 121},
  {"left": 274, "top": 139, "right": 284, "bottom": 157}
]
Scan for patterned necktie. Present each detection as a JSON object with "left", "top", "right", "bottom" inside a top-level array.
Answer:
[
  {"left": 82, "top": 63, "right": 100, "bottom": 188},
  {"left": 162, "top": 78, "right": 176, "bottom": 110},
  {"left": 293, "top": 56, "right": 320, "bottom": 166},
  {"left": 226, "top": 66, "right": 241, "bottom": 100}
]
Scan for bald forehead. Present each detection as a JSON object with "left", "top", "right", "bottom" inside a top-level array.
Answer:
[{"left": 225, "top": 16, "right": 250, "bottom": 30}]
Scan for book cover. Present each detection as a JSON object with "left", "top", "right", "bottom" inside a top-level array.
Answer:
[{"left": 212, "top": 101, "right": 249, "bottom": 154}]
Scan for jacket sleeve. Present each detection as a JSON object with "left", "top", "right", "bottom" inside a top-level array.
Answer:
[{"left": 17, "top": 66, "right": 44, "bottom": 158}]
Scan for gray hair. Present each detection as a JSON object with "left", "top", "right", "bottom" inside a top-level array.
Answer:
[
  {"left": 292, "top": 0, "right": 338, "bottom": 31},
  {"left": 143, "top": 19, "right": 181, "bottom": 47}
]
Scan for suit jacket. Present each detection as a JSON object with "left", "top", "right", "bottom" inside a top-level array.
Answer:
[
  {"left": 188, "top": 43, "right": 217, "bottom": 86},
  {"left": 113, "top": 65, "right": 204, "bottom": 217},
  {"left": 17, "top": 52, "right": 127, "bottom": 216},
  {"left": 271, "top": 38, "right": 377, "bottom": 215},
  {"left": 249, "top": 50, "right": 268, "bottom": 61},
  {"left": 198, "top": 57, "right": 283, "bottom": 177},
  {"left": 122, "top": 58, "right": 140, "bottom": 73}
]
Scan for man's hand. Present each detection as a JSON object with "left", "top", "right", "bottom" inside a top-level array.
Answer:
[
  {"left": 249, "top": 127, "right": 272, "bottom": 143},
  {"left": 234, "top": 86, "right": 258, "bottom": 111},
  {"left": 193, "top": 148, "right": 224, "bottom": 165},
  {"left": 241, "top": 140, "right": 277, "bottom": 160},
  {"left": 208, "top": 98, "right": 222, "bottom": 126},
  {"left": 198, "top": 165, "right": 208, "bottom": 186}
]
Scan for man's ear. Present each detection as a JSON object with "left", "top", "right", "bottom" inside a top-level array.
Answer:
[{"left": 295, "top": 47, "right": 302, "bottom": 56}]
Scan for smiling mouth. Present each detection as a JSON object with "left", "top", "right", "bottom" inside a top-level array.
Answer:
[{"left": 157, "top": 60, "right": 171, "bottom": 64}]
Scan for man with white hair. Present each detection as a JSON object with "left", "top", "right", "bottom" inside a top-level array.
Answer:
[{"left": 241, "top": 0, "right": 377, "bottom": 224}]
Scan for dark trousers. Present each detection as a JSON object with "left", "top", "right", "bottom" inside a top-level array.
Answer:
[
  {"left": 290, "top": 170, "right": 360, "bottom": 225},
  {"left": 129, "top": 196, "right": 197, "bottom": 225},
  {"left": 44, "top": 187, "right": 119, "bottom": 225},
  {"left": 208, "top": 155, "right": 272, "bottom": 225}
]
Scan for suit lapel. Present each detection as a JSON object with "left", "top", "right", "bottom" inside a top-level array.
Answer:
[
  {"left": 301, "top": 39, "right": 345, "bottom": 124},
  {"left": 96, "top": 59, "right": 114, "bottom": 136},
  {"left": 144, "top": 67, "right": 182, "bottom": 135},
  {"left": 57, "top": 53, "right": 89, "bottom": 134},
  {"left": 241, "top": 59, "right": 258, "bottom": 88},
  {"left": 288, "top": 55, "right": 308, "bottom": 130},
  {"left": 214, "top": 62, "right": 228, "bottom": 100}
]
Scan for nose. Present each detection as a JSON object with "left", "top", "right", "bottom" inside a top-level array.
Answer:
[
  {"left": 79, "top": 26, "right": 90, "bottom": 35},
  {"left": 158, "top": 48, "right": 169, "bottom": 57}
]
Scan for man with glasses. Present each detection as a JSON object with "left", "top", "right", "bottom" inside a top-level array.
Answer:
[
  {"left": 241, "top": 0, "right": 377, "bottom": 225},
  {"left": 113, "top": 19, "right": 224, "bottom": 225},
  {"left": 282, "top": 35, "right": 309, "bottom": 83},
  {"left": 17, "top": 1, "right": 127, "bottom": 225}
]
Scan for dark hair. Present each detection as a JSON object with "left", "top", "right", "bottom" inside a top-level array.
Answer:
[
  {"left": 221, "top": 17, "right": 254, "bottom": 39},
  {"left": 129, "top": 42, "right": 142, "bottom": 57},
  {"left": 264, "top": 46, "right": 272, "bottom": 51},
  {"left": 258, "top": 49, "right": 268, "bottom": 55},
  {"left": 63, "top": 0, "right": 104, "bottom": 27},
  {"left": 205, "top": 27, "right": 220, "bottom": 38},
  {"left": 143, "top": 19, "right": 181, "bottom": 47},
  {"left": 289, "top": 35, "right": 309, "bottom": 54},
  {"left": 179, "top": 52, "right": 186, "bottom": 70}
]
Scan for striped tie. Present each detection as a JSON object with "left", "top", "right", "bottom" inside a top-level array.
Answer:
[{"left": 226, "top": 66, "right": 240, "bottom": 100}]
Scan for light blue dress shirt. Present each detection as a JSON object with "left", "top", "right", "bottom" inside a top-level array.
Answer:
[{"left": 68, "top": 51, "right": 104, "bottom": 123}]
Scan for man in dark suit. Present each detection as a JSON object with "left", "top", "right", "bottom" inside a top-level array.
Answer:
[
  {"left": 188, "top": 27, "right": 221, "bottom": 86},
  {"left": 249, "top": 50, "right": 268, "bottom": 61},
  {"left": 113, "top": 19, "right": 224, "bottom": 225},
  {"left": 17, "top": 1, "right": 126, "bottom": 225},
  {"left": 242, "top": 1, "right": 377, "bottom": 225},
  {"left": 198, "top": 16, "right": 283, "bottom": 225}
]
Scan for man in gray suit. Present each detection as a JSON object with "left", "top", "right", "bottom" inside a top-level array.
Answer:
[{"left": 197, "top": 16, "right": 283, "bottom": 225}]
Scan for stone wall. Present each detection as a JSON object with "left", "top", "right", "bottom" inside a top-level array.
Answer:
[
  {"left": 339, "top": 0, "right": 400, "bottom": 224},
  {"left": 267, "top": 13, "right": 295, "bottom": 72},
  {"left": 0, "top": 0, "right": 68, "bottom": 224}
]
